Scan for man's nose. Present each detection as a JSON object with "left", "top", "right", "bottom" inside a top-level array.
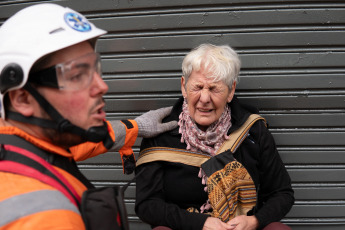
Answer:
[{"left": 91, "top": 71, "right": 109, "bottom": 95}]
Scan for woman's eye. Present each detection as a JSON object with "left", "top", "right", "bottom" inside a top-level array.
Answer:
[
  {"left": 209, "top": 86, "right": 216, "bottom": 92},
  {"left": 190, "top": 86, "right": 201, "bottom": 91}
]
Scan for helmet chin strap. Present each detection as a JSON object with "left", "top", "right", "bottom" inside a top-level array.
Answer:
[{"left": 6, "top": 83, "right": 112, "bottom": 146}]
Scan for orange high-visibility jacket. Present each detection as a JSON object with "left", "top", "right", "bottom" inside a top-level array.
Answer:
[{"left": 0, "top": 120, "right": 138, "bottom": 230}]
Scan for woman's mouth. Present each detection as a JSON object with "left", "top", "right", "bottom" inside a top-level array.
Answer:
[{"left": 198, "top": 108, "right": 213, "bottom": 113}]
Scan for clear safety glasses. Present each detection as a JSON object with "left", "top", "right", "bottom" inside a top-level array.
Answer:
[{"left": 29, "top": 52, "right": 101, "bottom": 91}]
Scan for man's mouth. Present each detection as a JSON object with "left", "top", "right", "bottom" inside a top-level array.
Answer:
[
  {"left": 97, "top": 107, "right": 104, "bottom": 114},
  {"left": 91, "top": 103, "right": 106, "bottom": 120},
  {"left": 92, "top": 98, "right": 106, "bottom": 114}
]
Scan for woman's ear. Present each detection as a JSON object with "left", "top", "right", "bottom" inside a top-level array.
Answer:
[
  {"left": 181, "top": 76, "right": 187, "bottom": 98},
  {"left": 8, "top": 89, "right": 35, "bottom": 116},
  {"left": 227, "top": 82, "right": 237, "bottom": 103}
]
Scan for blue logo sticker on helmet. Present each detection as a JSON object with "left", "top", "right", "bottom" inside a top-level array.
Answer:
[{"left": 64, "top": 12, "right": 91, "bottom": 32}]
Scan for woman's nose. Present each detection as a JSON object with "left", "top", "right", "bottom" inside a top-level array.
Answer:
[{"left": 199, "top": 89, "right": 211, "bottom": 103}]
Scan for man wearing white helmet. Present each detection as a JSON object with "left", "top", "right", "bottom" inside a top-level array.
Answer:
[{"left": 0, "top": 3, "right": 177, "bottom": 229}]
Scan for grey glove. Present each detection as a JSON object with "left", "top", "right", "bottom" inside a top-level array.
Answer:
[{"left": 135, "top": 106, "right": 178, "bottom": 138}]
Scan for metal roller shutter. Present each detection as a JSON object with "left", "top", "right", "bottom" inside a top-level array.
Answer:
[{"left": 1, "top": 0, "right": 344, "bottom": 229}]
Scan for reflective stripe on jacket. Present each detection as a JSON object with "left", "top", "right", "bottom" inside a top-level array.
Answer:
[
  {"left": 0, "top": 189, "right": 79, "bottom": 227},
  {"left": 0, "top": 119, "right": 138, "bottom": 229},
  {"left": 0, "top": 171, "right": 85, "bottom": 230}
]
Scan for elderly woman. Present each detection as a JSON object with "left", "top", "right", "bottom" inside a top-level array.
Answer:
[{"left": 135, "top": 44, "right": 294, "bottom": 230}]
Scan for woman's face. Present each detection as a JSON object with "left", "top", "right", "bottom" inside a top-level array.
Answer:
[{"left": 181, "top": 69, "right": 236, "bottom": 131}]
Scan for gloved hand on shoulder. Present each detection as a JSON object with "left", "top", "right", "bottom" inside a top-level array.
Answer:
[{"left": 135, "top": 106, "right": 177, "bottom": 138}]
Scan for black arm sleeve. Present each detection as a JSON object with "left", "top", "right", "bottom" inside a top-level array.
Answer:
[
  {"left": 135, "top": 162, "right": 208, "bottom": 230},
  {"left": 253, "top": 121, "right": 295, "bottom": 229}
]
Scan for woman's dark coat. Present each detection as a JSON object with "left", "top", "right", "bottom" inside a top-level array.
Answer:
[{"left": 135, "top": 96, "right": 294, "bottom": 230}]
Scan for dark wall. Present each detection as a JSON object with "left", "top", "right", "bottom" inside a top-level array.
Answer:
[{"left": 1, "top": 0, "right": 344, "bottom": 229}]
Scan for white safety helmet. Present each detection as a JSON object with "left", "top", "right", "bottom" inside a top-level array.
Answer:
[{"left": 0, "top": 3, "right": 106, "bottom": 118}]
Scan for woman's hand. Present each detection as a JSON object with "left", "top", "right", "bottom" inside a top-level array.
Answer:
[
  {"left": 226, "top": 215, "right": 259, "bottom": 230},
  {"left": 202, "top": 217, "right": 233, "bottom": 230}
]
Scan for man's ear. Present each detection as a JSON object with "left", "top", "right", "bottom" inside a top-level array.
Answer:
[
  {"left": 8, "top": 89, "right": 35, "bottom": 116},
  {"left": 181, "top": 76, "right": 187, "bottom": 98}
]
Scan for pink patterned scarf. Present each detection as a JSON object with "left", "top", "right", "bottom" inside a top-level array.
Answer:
[{"left": 178, "top": 99, "right": 232, "bottom": 156}]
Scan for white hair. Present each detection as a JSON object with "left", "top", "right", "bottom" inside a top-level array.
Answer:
[{"left": 182, "top": 44, "right": 241, "bottom": 89}]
